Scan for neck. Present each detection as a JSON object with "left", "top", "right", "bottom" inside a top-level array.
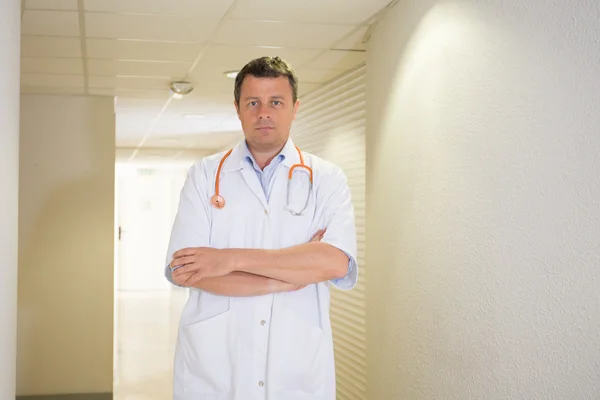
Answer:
[{"left": 248, "top": 142, "right": 286, "bottom": 170}]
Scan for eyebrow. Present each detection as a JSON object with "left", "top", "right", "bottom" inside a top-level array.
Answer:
[{"left": 244, "top": 95, "right": 285, "bottom": 101}]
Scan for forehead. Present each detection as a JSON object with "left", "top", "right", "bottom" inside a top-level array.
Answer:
[{"left": 240, "top": 75, "right": 293, "bottom": 98}]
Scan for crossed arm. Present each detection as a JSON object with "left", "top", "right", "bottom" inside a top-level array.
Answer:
[
  {"left": 166, "top": 162, "right": 356, "bottom": 297},
  {"left": 169, "top": 230, "right": 350, "bottom": 297}
]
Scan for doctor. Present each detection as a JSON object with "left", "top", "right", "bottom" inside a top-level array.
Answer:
[{"left": 165, "top": 56, "right": 358, "bottom": 400}]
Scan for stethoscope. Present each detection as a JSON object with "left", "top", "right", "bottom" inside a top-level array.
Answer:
[{"left": 210, "top": 145, "right": 313, "bottom": 216}]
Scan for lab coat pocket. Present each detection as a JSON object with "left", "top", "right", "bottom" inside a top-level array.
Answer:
[
  {"left": 267, "top": 299, "right": 327, "bottom": 394},
  {"left": 181, "top": 299, "right": 234, "bottom": 395}
]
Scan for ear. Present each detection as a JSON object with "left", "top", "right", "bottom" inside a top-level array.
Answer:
[
  {"left": 234, "top": 100, "right": 241, "bottom": 119},
  {"left": 292, "top": 99, "right": 300, "bottom": 120}
]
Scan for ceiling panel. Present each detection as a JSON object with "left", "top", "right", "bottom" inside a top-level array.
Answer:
[
  {"left": 115, "top": 97, "right": 172, "bottom": 113},
  {"left": 86, "top": 39, "right": 203, "bottom": 62},
  {"left": 295, "top": 67, "right": 346, "bottom": 83},
  {"left": 21, "top": 57, "right": 84, "bottom": 74},
  {"left": 308, "top": 50, "right": 366, "bottom": 70},
  {"left": 332, "top": 26, "right": 369, "bottom": 50},
  {"left": 116, "top": 114, "right": 157, "bottom": 137},
  {"left": 85, "top": 13, "right": 220, "bottom": 42},
  {"left": 163, "top": 98, "right": 236, "bottom": 119},
  {"left": 89, "top": 75, "right": 171, "bottom": 90},
  {"left": 21, "top": 73, "right": 85, "bottom": 87},
  {"left": 190, "top": 44, "right": 322, "bottom": 79},
  {"left": 210, "top": 117, "right": 243, "bottom": 133},
  {"left": 25, "top": 0, "right": 78, "bottom": 11},
  {"left": 212, "top": 20, "right": 356, "bottom": 49},
  {"left": 87, "top": 59, "right": 191, "bottom": 77},
  {"left": 140, "top": 136, "right": 188, "bottom": 149},
  {"left": 229, "top": 0, "right": 392, "bottom": 24},
  {"left": 150, "top": 117, "right": 226, "bottom": 136},
  {"left": 175, "top": 72, "right": 235, "bottom": 101},
  {"left": 90, "top": 87, "right": 170, "bottom": 99},
  {"left": 21, "top": 85, "right": 85, "bottom": 95},
  {"left": 84, "top": 0, "right": 234, "bottom": 18},
  {"left": 18, "top": 0, "right": 393, "bottom": 157},
  {"left": 21, "top": 10, "right": 80, "bottom": 37},
  {"left": 21, "top": 37, "right": 82, "bottom": 58},
  {"left": 115, "top": 138, "right": 143, "bottom": 148}
]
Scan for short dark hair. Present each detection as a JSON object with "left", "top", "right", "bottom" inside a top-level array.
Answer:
[{"left": 234, "top": 56, "right": 299, "bottom": 106}]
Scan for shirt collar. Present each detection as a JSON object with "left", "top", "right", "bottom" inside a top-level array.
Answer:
[
  {"left": 222, "top": 137, "right": 299, "bottom": 172},
  {"left": 241, "top": 140, "right": 285, "bottom": 170}
]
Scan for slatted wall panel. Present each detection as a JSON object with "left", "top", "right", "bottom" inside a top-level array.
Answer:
[{"left": 292, "top": 64, "right": 366, "bottom": 400}]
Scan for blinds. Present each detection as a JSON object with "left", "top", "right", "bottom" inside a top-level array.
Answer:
[{"left": 291, "top": 64, "right": 367, "bottom": 400}]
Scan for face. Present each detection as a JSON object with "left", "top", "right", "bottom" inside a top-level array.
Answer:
[{"left": 235, "top": 75, "right": 300, "bottom": 153}]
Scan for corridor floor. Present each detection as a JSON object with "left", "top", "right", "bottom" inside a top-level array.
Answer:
[{"left": 113, "top": 288, "right": 187, "bottom": 400}]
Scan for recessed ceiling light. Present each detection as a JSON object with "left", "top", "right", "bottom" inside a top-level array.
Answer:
[{"left": 224, "top": 70, "right": 238, "bottom": 79}]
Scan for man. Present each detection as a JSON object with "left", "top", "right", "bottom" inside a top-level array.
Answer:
[{"left": 165, "top": 56, "right": 358, "bottom": 400}]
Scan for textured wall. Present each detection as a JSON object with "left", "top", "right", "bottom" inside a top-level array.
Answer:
[{"left": 366, "top": 0, "right": 600, "bottom": 398}]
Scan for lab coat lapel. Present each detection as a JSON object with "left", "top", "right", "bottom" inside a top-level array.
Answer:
[
  {"left": 221, "top": 141, "right": 269, "bottom": 210},
  {"left": 240, "top": 163, "right": 269, "bottom": 210}
]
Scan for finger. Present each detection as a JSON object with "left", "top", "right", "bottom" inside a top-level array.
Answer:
[
  {"left": 170, "top": 255, "right": 195, "bottom": 269},
  {"left": 184, "top": 271, "right": 204, "bottom": 286},
  {"left": 172, "top": 248, "right": 196, "bottom": 260},
  {"left": 315, "top": 230, "right": 326, "bottom": 241},
  {"left": 173, "top": 271, "right": 195, "bottom": 286},
  {"left": 310, "top": 229, "right": 325, "bottom": 241},
  {"left": 172, "top": 263, "right": 198, "bottom": 277}
]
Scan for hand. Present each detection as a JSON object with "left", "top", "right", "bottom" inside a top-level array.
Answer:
[
  {"left": 170, "top": 247, "right": 233, "bottom": 287},
  {"left": 310, "top": 228, "right": 326, "bottom": 242},
  {"left": 287, "top": 228, "right": 327, "bottom": 291}
]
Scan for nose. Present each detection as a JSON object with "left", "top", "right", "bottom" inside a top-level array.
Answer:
[{"left": 257, "top": 103, "right": 270, "bottom": 119}]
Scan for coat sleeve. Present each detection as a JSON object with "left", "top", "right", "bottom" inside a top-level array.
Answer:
[
  {"left": 318, "top": 166, "right": 359, "bottom": 291},
  {"left": 164, "top": 160, "right": 212, "bottom": 286}
]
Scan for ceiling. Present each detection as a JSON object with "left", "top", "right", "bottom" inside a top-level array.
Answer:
[{"left": 20, "top": 0, "right": 394, "bottom": 164}]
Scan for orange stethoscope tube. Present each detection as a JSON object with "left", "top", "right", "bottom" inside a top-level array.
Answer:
[{"left": 210, "top": 146, "right": 313, "bottom": 213}]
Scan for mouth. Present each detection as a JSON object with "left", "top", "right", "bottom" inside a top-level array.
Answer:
[{"left": 255, "top": 126, "right": 274, "bottom": 132}]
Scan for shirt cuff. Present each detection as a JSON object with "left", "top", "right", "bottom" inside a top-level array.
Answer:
[{"left": 329, "top": 252, "right": 358, "bottom": 290}]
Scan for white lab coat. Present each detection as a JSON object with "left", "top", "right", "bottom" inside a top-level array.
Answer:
[{"left": 165, "top": 138, "right": 358, "bottom": 400}]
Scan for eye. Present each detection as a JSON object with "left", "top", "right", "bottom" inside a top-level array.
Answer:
[
  {"left": 272, "top": 100, "right": 282, "bottom": 106},
  {"left": 248, "top": 101, "right": 258, "bottom": 107}
]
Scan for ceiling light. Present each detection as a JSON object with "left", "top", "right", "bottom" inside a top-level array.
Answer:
[
  {"left": 224, "top": 70, "right": 238, "bottom": 79},
  {"left": 169, "top": 80, "right": 194, "bottom": 99}
]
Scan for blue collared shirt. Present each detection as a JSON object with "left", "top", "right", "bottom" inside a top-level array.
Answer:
[{"left": 241, "top": 141, "right": 285, "bottom": 202}]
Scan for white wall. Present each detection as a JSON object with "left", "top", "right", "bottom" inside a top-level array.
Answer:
[
  {"left": 0, "top": 1, "right": 20, "bottom": 399},
  {"left": 17, "top": 95, "right": 115, "bottom": 396},
  {"left": 366, "top": 1, "right": 600, "bottom": 399}
]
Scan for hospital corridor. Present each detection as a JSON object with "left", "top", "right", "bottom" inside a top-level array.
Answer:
[{"left": 2, "top": 0, "right": 600, "bottom": 400}]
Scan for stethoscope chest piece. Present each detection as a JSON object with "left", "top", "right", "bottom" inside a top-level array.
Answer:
[{"left": 211, "top": 194, "right": 225, "bottom": 209}]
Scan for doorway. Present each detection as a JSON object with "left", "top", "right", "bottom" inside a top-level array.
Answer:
[{"left": 113, "top": 163, "right": 188, "bottom": 400}]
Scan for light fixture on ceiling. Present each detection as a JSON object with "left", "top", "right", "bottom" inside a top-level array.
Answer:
[
  {"left": 224, "top": 70, "right": 238, "bottom": 79},
  {"left": 169, "top": 80, "right": 194, "bottom": 99}
]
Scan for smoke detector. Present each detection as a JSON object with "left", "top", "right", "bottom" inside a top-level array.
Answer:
[{"left": 169, "top": 81, "right": 194, "bottom": 98}]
